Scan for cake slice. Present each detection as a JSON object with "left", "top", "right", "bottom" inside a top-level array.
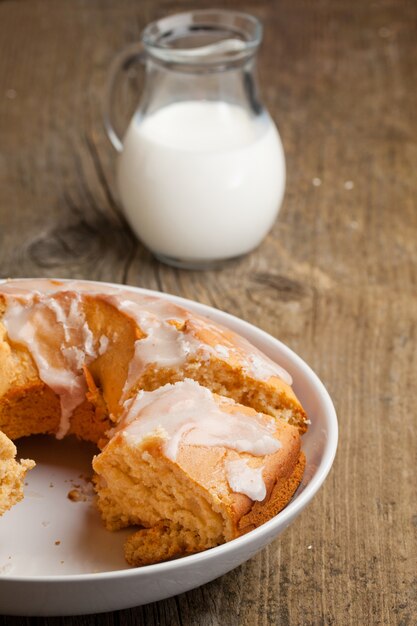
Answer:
[
  {"left": 0, "top": 431, "right": 35, "bottom": 516},
  {"left": 100, "top": 290, "right": 308, "bottom": 433},
  {"left": 93, "top": 379, "right": 305, "bottom": 566}
]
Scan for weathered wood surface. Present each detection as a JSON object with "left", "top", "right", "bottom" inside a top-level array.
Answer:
[{"left": 0, "top": 0, "right": 416, "bottom": 623}]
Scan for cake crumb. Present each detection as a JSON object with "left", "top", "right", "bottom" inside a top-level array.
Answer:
[
  {"left": 67, "top": 478, "right": 95, "bottom": 502},
  {"left": 0, "top": 562, "right": 12, "bottom": 574},
  {"left": 55, "top": 540, "right": 61, "bottom": 546},
  {"left": 68, "top": 488, "right": 85, "bottom": 502}
]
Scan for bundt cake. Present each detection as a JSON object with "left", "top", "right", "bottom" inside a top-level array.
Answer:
[{"left": 0, "top": 278, "right": 308, "bottom": 566}]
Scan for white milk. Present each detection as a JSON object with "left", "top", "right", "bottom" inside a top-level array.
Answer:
[{"left": 117, "top": 101, "right": 285, "bottom": 263}]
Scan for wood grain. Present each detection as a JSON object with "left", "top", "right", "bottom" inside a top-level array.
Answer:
[{"left": 0, "top": 0, "right": 416, "bottom": 623}]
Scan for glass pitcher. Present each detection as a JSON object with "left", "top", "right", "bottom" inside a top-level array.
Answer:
[{"left": 104, "top": 10, "right": 285, "bottom": 269}]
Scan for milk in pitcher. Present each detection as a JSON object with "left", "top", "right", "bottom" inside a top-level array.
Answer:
[{"left": 117, "top": 101, "right": 285, "bottom": 265}]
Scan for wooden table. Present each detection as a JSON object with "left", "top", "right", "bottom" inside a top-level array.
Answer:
[{"left": 0, "top": 0, "right": 415, "bottom": 624}]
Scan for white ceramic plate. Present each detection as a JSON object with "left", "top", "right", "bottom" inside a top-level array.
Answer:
[{"left": 0, "top": 280, "right": 338, "bottom": 616}]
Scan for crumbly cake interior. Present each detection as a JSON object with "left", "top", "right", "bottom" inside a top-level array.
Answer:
[
  {"left": 94, "top": 437, "right": 229, "bottom": 556},
  {"left": 132, "top": 357, "right": 307, "bottom": 433},
  {"left": 0, "top": 431, "right": 34, "bottom": 516}
]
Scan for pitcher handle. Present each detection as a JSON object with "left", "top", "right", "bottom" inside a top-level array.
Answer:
[{"left": 103, "top": 42, "right": 145, "bottom": 152}]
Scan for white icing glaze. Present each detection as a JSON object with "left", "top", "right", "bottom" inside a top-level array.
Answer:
[
  {"left": 0, "top": 278, "right": 122, "bottom": 296},
  {"left": 105, "top": 294, "right": 292, "bottom": 392},
  {"left": 100, "top": 295, "right": 203, "bottom": 399},
  {"left": 246, "top": 350, "right": 291, "bottom": 384},
  {"left": 98, "top": 335, "right": 109, "bottom": 355},
  {"left": 191, "top": 316, "right": 293, "bottom": 385},
  {"left": 2, "top": 292, "right": 97, "bottom": 439},
  {"left": 215, "top": 344, "right": 230, "bottom": 357},
  {"left": 115, "top": 379, "right": 282, "bottom": 463},
  {"left": 226, "top": 458, "right": 267, "bottom": 501}
]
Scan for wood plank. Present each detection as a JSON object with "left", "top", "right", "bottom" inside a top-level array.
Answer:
[{"left": 0, "top": 0, "right": 415, "bottom": 623}]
